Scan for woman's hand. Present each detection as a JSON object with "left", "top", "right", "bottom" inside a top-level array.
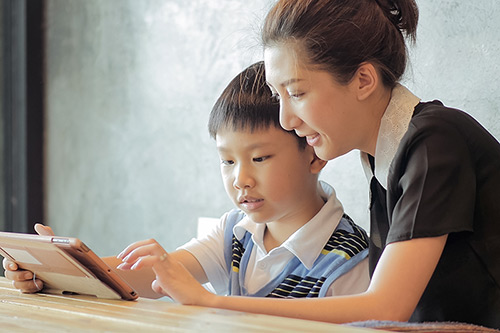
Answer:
[
  {"left": 2, "top": 224, "right": 54, "bottom": 293},
  {"left": 117, "top": 239, "right": 216, "bottom": 306}
]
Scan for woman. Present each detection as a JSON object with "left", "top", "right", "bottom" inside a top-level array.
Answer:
[{"left": 259, "top": 0, "right": 500, "bottom": 327}]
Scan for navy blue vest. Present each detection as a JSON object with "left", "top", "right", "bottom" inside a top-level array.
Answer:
[{"left": 223, "top": 209, "right": 369, "bottom": 298}]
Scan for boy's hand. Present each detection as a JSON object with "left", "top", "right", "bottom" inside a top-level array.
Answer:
[
  {"left": 34, "top": 223, "right": 55, "bottom": 237},
  {"left": 151, "top": 251, "right": 216, "bottom": 306},
  {"left": 117, "top": 239, "right": 215, "bottom": 305},
  {"left": 2, "top": 223, "right": 54, "bottom": 293}
]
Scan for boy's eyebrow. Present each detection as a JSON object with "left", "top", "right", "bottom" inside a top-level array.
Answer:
[{"left": 217, "top": 141, "right": 273, "bottom": 152}]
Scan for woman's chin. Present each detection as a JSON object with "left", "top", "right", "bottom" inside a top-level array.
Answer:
[
  {"left": 313, "top": 146, "right": 335, "bottom": 161},
  {"left": 313, "top": 143, "right": 349, "bottom": 161}
]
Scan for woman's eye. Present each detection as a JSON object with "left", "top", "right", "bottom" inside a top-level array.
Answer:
[
  {"left": 289, "top": 92, "right": 304, "bottom": 99},
  {"left": 221, "top": 160, "right": 234, "bottom": 166}
]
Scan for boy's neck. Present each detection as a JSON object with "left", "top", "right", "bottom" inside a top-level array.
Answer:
[{"left": 263, "top": 189, "right": 325, "bottom": 252}]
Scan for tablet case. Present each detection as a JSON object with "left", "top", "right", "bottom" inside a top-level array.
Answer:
[{"left": 0, "top": 231, "right": 138, "bottom": 300}]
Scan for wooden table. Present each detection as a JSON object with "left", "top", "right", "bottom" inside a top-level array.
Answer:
[{"left": 0, "top": 277, "right": 375, "bottom": 332}]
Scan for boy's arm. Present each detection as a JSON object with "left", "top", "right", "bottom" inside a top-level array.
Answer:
[
  {"left": 2, "top": 248, "right": 207, "bottom": 299},
  {"left": 106, "top": 249, "right": 207, "bottom": 299},
  {"left": 3, "top": 224, "right": 210, "bottom": 298},
  {"left": 104, "top": 256, "right": 161, "bottom": 299}
]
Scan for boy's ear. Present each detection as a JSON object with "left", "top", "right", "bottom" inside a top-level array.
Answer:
[
  {"left": 353, "top": 62, "right": 378, "bottom": 101},
  {"left": 310, "top": 152, "right": 327, "bottom": 174}
]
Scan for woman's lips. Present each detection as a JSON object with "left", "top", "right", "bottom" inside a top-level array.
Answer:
[{"left": 306, "top": 133, "right": 320, "bottom": 146}]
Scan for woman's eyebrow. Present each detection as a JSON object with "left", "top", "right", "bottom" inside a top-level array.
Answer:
[
  {"left": 266, "top": 78, "right": 304, "bottom": 89},
  {"left": 282, "top": 78, "right": 303, "bottom": 86}
]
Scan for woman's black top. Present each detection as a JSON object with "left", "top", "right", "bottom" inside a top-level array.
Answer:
[{"left": 369, "top": 101, "right": 500, "bottom": 329}]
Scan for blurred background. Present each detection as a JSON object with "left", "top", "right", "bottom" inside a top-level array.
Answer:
[{"left": 1, "top": 0, "right": 499, "bottom": 260}]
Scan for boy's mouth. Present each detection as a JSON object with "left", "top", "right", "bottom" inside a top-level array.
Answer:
[
  {"left": 239, "top": 196, "right": 263, "bottom": 204},
  {"left": 238, "top": 196, "right": 265, "bottom": 211}
]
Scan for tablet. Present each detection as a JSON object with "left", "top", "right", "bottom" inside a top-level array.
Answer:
[{"left": 0, "top": 231, "right": 138, "bottom": 300}]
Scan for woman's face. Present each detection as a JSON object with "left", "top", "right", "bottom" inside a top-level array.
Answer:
[{"left": 264, "top": 44, "right": 368, "bottom": 160}]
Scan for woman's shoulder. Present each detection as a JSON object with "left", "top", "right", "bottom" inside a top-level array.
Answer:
[
  {"left": 413, "top": 100, "right": 476, "bottom": 125},
  {"left": 408, "top": 100, "right": 499, "bottom": 147}
]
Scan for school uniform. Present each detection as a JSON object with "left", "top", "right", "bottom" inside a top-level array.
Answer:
[
  {"left": 361, "top": 84, "right": 500, "bottom": 329},
  {"left": 180, "top": 181, "right": 370, "bottom": 298}
]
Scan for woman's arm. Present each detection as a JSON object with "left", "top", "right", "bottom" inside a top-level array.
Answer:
[{"left": 149, "top": 235, "right": 447, "bottom": 323}]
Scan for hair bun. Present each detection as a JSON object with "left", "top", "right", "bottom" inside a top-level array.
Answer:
[
  {"left": 375, "top": 0, "right": 402, "bottom": 27},
  {"left": 374, "top": 0, "right": 418, "bottom": 41}
]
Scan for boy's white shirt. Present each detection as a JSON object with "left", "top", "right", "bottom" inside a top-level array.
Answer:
[{"left": 179, "top": 181, "right": 370, "bottom": 297}]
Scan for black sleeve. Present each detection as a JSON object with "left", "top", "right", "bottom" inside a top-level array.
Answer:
[{"left": 386, "top": 110, "right": 476, "bottom": 243}]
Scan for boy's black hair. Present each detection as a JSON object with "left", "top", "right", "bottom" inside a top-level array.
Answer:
[{"left": 208, "top": 61, "right": 307, "bottom": 149}]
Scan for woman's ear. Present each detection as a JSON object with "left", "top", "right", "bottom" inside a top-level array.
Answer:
[
  {"left": 310, "top": 152, "right": 327, "bottom": 174},
  {"left": 353, "top": 62, "right": 379, "bottom": 101}
]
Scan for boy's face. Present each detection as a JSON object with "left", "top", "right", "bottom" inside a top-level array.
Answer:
[{"left": 216, "top": 125, "right": 320, "bottom": 225}]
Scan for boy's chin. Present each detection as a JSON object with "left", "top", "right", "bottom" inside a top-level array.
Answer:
[{"left": 244, "top": 212, "right": 269, "bottom": 224}]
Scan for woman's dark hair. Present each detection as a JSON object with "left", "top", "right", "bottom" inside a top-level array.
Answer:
[
  {"left": 262, "top": 0, "right": 418, "bottom": 87},
  {"left": 208, "top": 61, "right": 307, "bottom": 149}
]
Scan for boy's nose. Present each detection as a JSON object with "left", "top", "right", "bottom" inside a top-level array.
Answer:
[{"left": 233, "top": 166, "right": 255, "bottom": 189}]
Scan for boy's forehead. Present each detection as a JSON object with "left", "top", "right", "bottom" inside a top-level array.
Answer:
[{"left": 216, "top": 126, "right": 294, "bottom": 150}]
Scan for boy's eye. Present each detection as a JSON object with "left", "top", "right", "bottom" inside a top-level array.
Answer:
[
  {"left": 253, "top": 156, "right": 270, "bottom": 162},
  {"left": 221, "top": 159, "right": 234, "bottom": 166}
]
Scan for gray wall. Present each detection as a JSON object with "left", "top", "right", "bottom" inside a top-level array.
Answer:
[
  {"left": 45, "top": 0, "right": 271, "bottom": 255},
  {"left": 45, "top": 0, "right": 500, "bottom": 257}
]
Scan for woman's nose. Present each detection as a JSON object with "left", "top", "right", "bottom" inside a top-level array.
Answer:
[
  {"left": 233, "top": 165, "right": 255, "bottom": 190},
  {"left": 279, "top": 101, "right": 302, "bottom": 131}
]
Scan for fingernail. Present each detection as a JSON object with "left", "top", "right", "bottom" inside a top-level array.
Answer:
[
  {"left": 34, "top": 279, "right": 42, "bottom": 291},
  {"left": 116, "top": 251, "right": 124, "bottom": 259},
  {"left": 8, "top": 263, "right": 16, "bottom": 270},
  {"left": 131, "top": 262, "right": 138, "bottom": 270},
  {"left": 24, "top": 272, "right": 33, "bottom": 280}
]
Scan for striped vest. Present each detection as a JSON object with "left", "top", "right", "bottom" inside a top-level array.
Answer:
[{"left": 223, "top": 209, "right": 369, "bottom": 298}]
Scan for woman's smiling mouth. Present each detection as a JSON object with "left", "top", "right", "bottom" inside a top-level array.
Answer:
[{"left": 306, "top": 133, "right": 320, "bottom": 146}]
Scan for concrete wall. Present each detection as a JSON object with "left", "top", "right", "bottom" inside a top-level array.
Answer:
[
  {"left": 45, "top": 0, "right": 500, "bottom": 256},
  {"left": 45, "top": 0, "right": 272, "bottom": 255}
]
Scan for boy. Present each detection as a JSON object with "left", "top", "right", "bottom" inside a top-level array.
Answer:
[
  {"left": 4, "top": 62, "right": 369, "bottom": 299},
  {"left": 116, "top": 61, "right": 370, "bottom": 298}
]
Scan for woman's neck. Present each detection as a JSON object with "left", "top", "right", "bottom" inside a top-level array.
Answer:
[{"left": 362, "top": 85, "right": 392, "bottom": 156}]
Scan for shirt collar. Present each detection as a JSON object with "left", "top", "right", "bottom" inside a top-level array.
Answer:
[
  {"left": 361, "top": 84, "right": 420, "bottom": 189},
  {"left": 233, "top": 181, "right": 345, "bottom": 270}
]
